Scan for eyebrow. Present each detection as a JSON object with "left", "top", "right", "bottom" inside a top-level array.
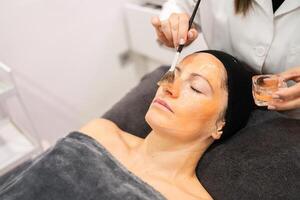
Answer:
[{"left": 175, "top": 66, "right": 214, "bottom": 92}]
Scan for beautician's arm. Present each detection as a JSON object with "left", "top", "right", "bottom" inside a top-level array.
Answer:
[{"left": 268, "top": 67, "right": 300, "bottom": 110}]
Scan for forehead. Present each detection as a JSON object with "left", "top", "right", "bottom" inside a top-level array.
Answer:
[{"left": 179, "top": 53, "right": 226, "bottom": 82}]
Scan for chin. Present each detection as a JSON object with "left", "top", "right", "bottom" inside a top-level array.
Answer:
[{"left": 145, "top": 106, "right": 173, "bottom": 132}]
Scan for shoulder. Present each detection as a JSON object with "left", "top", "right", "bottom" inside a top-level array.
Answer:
[
  {"left": 79, "top": 118, "right": 142, "bottom": 152},
  {"left": 79, "top": 118, "right": 120, "bottom": 134}
]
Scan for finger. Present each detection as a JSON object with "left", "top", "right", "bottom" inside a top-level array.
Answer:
[
  {"left": 155, "top": 28, "right": 173, "bottom": 47},
  {"left": 169, "top": 14, "right": 180, "bottom": 48},
  {"left": 178, "top": 13, "right": 189, "bottom": 45},
  {"left": 268, "top": 97, "right": 300, "bottom": 111},
  {"left": 151, "top": 16, "right": 174, "bottom": 47},
  {"left": 279, "top": 67, "right": 300, "bottom": 82},
  {"left": 151, "top": 16, "right": 161, "bottom": 29},
  {"left": 161, "top": 20, "right": 174, "bottom": 47},
  {"left": 185, "top": 28, "right": 198, "bottom": 45},
  {"left": 273, "top": 83, "right": 300, "bottom": 101}
]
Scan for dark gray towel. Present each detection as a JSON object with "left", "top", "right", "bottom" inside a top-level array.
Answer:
[{"left": 0, "top": 132, "right": 166, "bottom": 200}]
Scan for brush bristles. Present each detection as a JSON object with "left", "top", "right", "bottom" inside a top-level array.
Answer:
[{"left": 157, "top": 71, "right": 175, "bottom": 86}]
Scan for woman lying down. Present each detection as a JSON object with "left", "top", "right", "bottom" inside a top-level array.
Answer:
[{"left": 0, "top": 50, "right": 254, "bottom": 200}]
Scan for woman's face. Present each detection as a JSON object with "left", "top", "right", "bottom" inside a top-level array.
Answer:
[{"left": 145, "top": 53, "right": 228, "bottom": 142}]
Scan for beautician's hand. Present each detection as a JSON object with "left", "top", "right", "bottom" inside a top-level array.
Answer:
[
  {"left": 151, "top": 14, "right": 198, "bottom": 48},
  {"left": 268, "top": 67, "right": 300, "bottom": 111}
]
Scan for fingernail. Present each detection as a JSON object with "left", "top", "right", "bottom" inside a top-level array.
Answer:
[
  {"left": 188, "top": 32, "right": 193, "bottom": 38},
  {"left": 179, "top": 38, "right": 185, "bottom": 45},
  {"left": 272, "top": 94, "right": 280, "bottom": 99},
  {"left": 151, "top": 17, "right": 157, "bottom": 24},
  {"left": 268, "top": 105, "right": 276, "bottom": 110}
]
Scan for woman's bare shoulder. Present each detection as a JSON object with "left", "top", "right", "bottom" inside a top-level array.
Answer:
[
  {"left": 79, "top": 118, "right": 120, "bottom": 140},
  {"left": 79, "top": 118, "right": 119, "bottom": 132},
  {"left": 79, "top": 118, "right": 142, "bottom": 152}
]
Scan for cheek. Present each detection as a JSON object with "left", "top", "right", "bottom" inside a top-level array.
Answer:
[
  {"left": 179, "top": 90, "right": 220, "bottom": 116},
  {"left": 174, "top": 98, "right": 221, "bottom": 130}
]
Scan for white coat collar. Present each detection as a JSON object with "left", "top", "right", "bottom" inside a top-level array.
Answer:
[
  {"left": 274, "top": 0, "right": 300, "bottom": 17},
  {"left": 253, "top": 0, "right": 273, "bottom": 18},
  {"left": 254, "top": 0, "right": 300, "bottom": 17}
]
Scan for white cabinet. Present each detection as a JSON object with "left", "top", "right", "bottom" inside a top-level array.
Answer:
[
  {"left": 124, "top": 2, "right": 207, "bottom": 65},
  {"left": 0, "top": 62, "right": 42, "bottom": 176}
]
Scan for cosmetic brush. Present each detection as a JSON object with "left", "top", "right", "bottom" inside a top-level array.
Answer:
[{"left": 158, "top": 0, "right": 202, "bottom": 85}]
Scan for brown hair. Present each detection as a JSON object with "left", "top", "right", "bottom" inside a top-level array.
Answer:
[{"left": 234, "top": 0, "right": 253, "bottom": 15}]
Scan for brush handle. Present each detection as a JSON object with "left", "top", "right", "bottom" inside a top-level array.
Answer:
[
  {"left": 177, "top": 0, "right": 201, "bottom": 53},
  {"left": 169, "top": 52, "right": 180, "bottom": 71}
]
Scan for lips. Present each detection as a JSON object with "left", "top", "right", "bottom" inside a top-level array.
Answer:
[{"left": 153, "top": 98, "right": 173, "bottom": 113}]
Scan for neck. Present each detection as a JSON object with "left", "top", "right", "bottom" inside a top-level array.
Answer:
[{"left": 129, "top": 129, "right": 213, "bottom": 182}]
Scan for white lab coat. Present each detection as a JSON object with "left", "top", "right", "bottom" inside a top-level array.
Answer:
[{"left": 160, "top": 0, "right": 300, "bottom": 118}]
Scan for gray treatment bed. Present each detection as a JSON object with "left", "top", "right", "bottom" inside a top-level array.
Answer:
[{"left": 0, "top": 66, "right": 299, "bottom": 200}]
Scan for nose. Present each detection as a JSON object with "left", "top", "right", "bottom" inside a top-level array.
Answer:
[{"left": 157, "top": 78, "right": 180, "bottom": 97}]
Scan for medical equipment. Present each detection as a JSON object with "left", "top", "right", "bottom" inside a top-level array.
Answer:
[{"left": 157, "top": 0, "right": 202, "bottom": 85}]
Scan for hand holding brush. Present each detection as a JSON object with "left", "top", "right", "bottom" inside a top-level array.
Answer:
[{"left": 155, "top": 0, "right": 202, "bottom": 85}]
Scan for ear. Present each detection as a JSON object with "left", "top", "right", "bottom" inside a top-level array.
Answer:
[{"left": 212, "top": 120, "right": 225, "bottom": 140}]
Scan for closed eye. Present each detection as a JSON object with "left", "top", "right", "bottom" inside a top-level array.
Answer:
[{"left": 191, "top": 86, "right": 201, "bottom": 93}]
